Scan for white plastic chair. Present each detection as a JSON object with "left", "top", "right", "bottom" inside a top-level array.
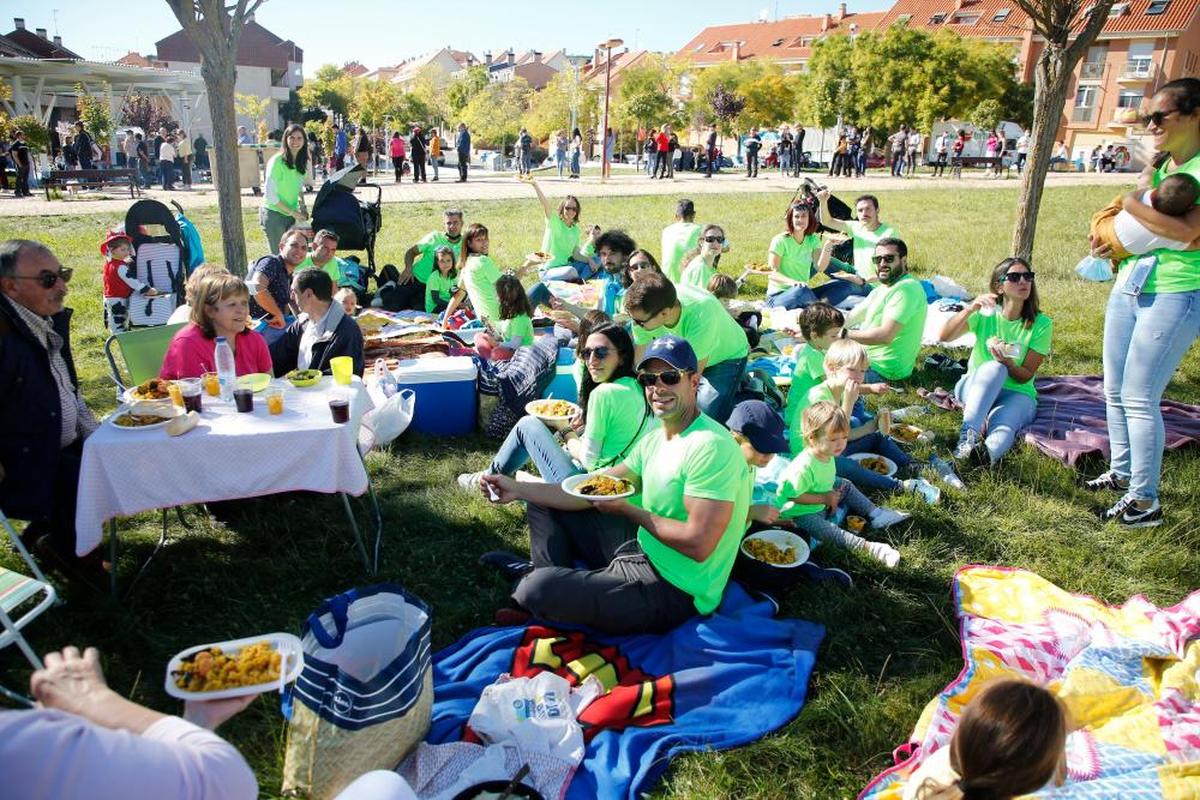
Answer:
[{"left": 0, "top": 511, "right": 57, "bottom": 680}]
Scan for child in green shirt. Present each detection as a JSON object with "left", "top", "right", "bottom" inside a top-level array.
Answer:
[
  {"left": 474, "top": 274, "right": 535, "bottom": 360},
  {"left": 776, "top": 401, "right": 905, "bottom": 568},
  {"left": 425, "top": 245, "right": 460, "bottom": 314}
]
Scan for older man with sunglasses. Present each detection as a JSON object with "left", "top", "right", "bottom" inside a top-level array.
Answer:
[
  {"left": 478, "top": 335, "right": 749, "bottom": 634},
  {"left": 0, "top": 239, "right": 103, "bottom": 583},
  {"left": 843, "top": 237, "right": 928, "bottom": 384}
]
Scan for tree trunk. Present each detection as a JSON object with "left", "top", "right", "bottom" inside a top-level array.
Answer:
[
  {"left": 202, "top": 55, "right": 249, "bottom": 277},
  {"left": 1011, "top": 48, "right": 1072, "bottom": 261}
]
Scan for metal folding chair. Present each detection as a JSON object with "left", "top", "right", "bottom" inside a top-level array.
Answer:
[{"left": 1, "top": 511, "right": 58, "bottom": 706}]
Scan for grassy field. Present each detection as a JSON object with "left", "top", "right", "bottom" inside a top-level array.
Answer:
[{"left": 2, "top": 184, "right": 1199, "bottom": 799}]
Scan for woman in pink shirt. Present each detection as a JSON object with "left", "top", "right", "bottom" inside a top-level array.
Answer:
[
  {"left": 389, "top": 132, "right": 407, "bottom": 182},
  {"left": 160, "top": 272, "right": 273, "bottom": 379}
]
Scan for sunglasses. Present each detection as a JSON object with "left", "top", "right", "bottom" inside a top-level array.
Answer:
[
  {"left": 637, "top": 369, "right": 687, "bottom": 387},
  {"left": 1001, "top": 271, "right": 1035, "bottom": 283},
  {"left": 872, "top": 254, "right": 899, "bottom": 265},
  {"left": 629, "top": 312, "right": 657, "bottom": 328},
  {"left": 703, "top": 235, "right": 726, "bottom": 244},
  {"left": 581, "top": 345, "right": 611, "bottom": 360},
  {"left": 1139, "top": 109, "right": 1179, "bottom": 128},
  {"left": 10, "top": 267, "right": 73, "bottom": 288}
]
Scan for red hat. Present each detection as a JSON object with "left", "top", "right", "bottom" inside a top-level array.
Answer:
[{"left": 100, "top": 229, "right": 131, "bottom": 256}]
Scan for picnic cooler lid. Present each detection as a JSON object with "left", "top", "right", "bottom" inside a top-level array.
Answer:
[{"left": 392, "top": 356, "right": 477, "bottom": 385}]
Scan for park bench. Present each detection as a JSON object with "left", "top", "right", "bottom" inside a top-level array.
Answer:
[
  {"left": 950, "top": 156, "right": 1010, "bottom": 179},
  {"left": 44, "top": 168, "right": 141, "bottom": 200}
]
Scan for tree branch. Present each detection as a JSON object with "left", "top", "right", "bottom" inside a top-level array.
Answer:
[{"left": 1066, "top": 0, "right": 1116, "bottom": 62}]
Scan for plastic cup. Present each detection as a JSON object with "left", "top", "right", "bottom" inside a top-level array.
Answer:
[
  {"left": 233, "top": 387, "right": 254, "bottom": 413},
  {"left": 330, "top": 356, "right": 353, "bottom": 386},
  {"left": 202, "top": 371, "right": 220, "bottom": 397},
  {"left": 179, "top": 379, "right": 203, "bottom": 413},
  {"left": 167, "top": 381, "right": 184, "bottom": 408},
  {"left": 266, "top": 386, "right": 284, "bottom": 415},
  {"left": 328, "top": 387, "right": 350, "bottom": 424}
]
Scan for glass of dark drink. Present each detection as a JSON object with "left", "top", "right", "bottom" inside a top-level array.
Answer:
[
  {"left": 328, "top": 388, "right": 350, "bottom": 424},
  {"left": 233, "top": 387, "right": 254, "bottom": 413},
  {"left": 179, "top": 378, "right": 203, "bottom": 413}
]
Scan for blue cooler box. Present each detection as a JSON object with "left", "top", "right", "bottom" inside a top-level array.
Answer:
[
  {"left": 542, "top": 347, "right": 579, "bottom": 403},
  {"left": 392, "top": 356, "right": 478, "bottom": 436}
]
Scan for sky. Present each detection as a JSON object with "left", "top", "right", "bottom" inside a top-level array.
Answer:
[{"left": 10, "top": 0, "right": 892, "bottom": 76}]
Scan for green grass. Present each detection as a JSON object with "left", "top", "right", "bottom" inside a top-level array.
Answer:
[{"left": 2, "top": 185, "right": 1198, "bottom": 799}]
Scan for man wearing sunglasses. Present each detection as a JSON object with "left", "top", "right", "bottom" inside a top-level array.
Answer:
[
  {"left": 625, "top": 271, "right": 750, "bottom": 423},
  {"left": 843, "top": 237, "right": 928, "bottom": 383},
  {"left": 479, "top": 335, "right": 749, "bottom": 634},
  {"left": 0, "top": 239, "right": 103, "bottom": 584}
]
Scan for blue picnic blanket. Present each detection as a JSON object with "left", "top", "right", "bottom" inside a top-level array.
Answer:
[{"left": 426, "top": 584, "right": 825, "bottom": 799}]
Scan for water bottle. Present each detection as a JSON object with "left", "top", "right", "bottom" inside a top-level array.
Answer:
[
  {"left": 930, "top": 455, "right": 966, "bottom": 490},
  {"left": 214, "top": 336, "right": 236, "bottom": 402},
  {"left": 891, "top": 405, "right": 927, "bottom": 421}
]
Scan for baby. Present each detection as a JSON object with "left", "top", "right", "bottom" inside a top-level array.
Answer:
[{"left": 1090, "top": 172, "right": 1199, "bottom": 261}]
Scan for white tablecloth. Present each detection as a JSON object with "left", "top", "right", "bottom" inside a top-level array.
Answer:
[{"left": 75, "top": 376, "right": 373, "bottom": 556}]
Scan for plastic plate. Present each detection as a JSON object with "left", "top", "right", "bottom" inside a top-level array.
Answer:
[
  {"left": 561, "top": 472, "right": 636, "bottom": 501},
  {"left": 740, "top": 529, "right": 810, "bottom": 568},
  {"left": 285, "top": 369, "right": 322, "bottom": 388},
  {"left": 165, "top": 633, "right": 304, "bottom": 701},
  {"left": 107, "top": 403, "right": 184, "bottom": 431},
  {"left": 237, "top": 372, "right": 272, "bottom": 393},
  {"left": 525, "top": 399, "right": 581, "bottom": 430},
  {"left": 847, "top": 452, "right": 899, "bottom": 477}
]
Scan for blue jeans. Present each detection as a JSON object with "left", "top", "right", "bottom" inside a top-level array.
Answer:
[
  {"left": 1102, "top": 287, "right": 1200, "bottom": 502},
  {"left": 556, "top": 151, "right": 566, "bottom": 177},
  {"left": 953, "top": 362, "right": 1038, "bottom": 462},
  {"left": 697, "top": 356, "right": 747, "bottom": 423},
  {"left": 570, "top": 151, "right": 580, "bottom": 176},
  {"left": 159, "top": 161, "right": 174, "bottom": 189},
  {"left": 765, "top": 284, "right": 819, "bottom": 309},
  {"left": 489, "top": 415, "right": 580, "bottom": 484},
  {"left": 813, "top": 277, "right": 871, "bottom": 309}
]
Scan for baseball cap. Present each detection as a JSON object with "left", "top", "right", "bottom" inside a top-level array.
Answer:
[
  {"left": 727, "top": 400, "right": 790, "bottom": 455},
  {"left": 636, "top": 335, "right": 698, "bottom": 373}
]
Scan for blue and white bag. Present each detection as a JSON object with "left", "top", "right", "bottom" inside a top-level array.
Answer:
[{"left": 282, "top": 585, "right": 432, "bottom": 800}]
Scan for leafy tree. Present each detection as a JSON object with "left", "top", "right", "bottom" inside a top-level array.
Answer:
[
  {"left": 709, "top": 86, "right": 746, "bottom": 137},
  {"left": 409, "top": 64, "right": 452, "bottom": 126},
  {"left": 278, "top": 90, "right": 324, "bottom": 125},
  {"left": 298, "top": 64, "right": 356, "bottom": 119},
  {"left": 9, "top": 115, "right": 49, "bottom": 153},
  {"left": 1010, "top": 0, "right": 1113, "bottom": 259},
  {"left": 970, "top": 98, "right": 1004, "bottom": 132},
  {"left": 235, "top": 92, "right": 271, "bottom": 138},
  {"left": 75, "top": 82, "right": 114, "bottom": 141},
  {"left": 349, "top": 79, "right": 402, "bottom": 129},
  {"left": 305, "top": 118, "right": 335, "bottom": 159},
  {"left": 447, "top": 65, "right": 489, "bottom": 115},
  {"left": 461, "top": 77, "right": 532, "bottom": 149},
  {"left": 795, "top": 35, "right": 853, "bottom": 128},
  {"left": 738, "top": 63, "right": 798, "bottom": 129},
  {"left": 120, "top": 92, "right": 175, "bottom": 134},
  {"left": 613, "top": 56, "right": 677, "bottom": 133},
  {"left": 523, "top": 70, "right": 597, "bottom": 141}
]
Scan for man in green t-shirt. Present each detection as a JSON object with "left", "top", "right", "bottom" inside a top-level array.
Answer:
[
  {"left": 815, "top": 192, "right": 899, "bottom": 308},
  {"left": 660, "top": 198, "right": 703, "bottom": 283},
  {"left": 477, "top": 336, "right": 750, "bottom": 634},
  {"left": 296, "top": 229, "right": 363, "bottom": 293},
  {"left": 845, "top": 237, "right": 928, "bottom": 382},
  {"left": 389, "top": 208, "right": 464, "bottom": 310}
]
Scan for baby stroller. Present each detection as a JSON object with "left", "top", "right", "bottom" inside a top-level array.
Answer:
[
  {"left": 123, "top": 199, "right": 190, "bottom": 327},
  {"left": 311, "top": 163, "right": 383, "bottom": 288}
]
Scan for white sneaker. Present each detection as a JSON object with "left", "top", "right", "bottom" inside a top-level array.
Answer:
[
  {"left": 903, "top": 478, "right": 941, "bottom": 505},
  {"left": 514, "top": 470, "right": 544, "bottom": 483},
  {"left": 457, "top": 471, "right": 485, "bottom": 493},
  {"left": 869, "top": 507, "right": 911, "bottom": 529},
  {"left": 865, "top": 541, "right": 901, "bottom": 568}
]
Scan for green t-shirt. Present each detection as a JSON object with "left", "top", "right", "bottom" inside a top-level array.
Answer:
[
  {"left": 497, "top": 313, "right": 534, "bottom": 346},
  {"left": 623, "top": 413, "right": 750, "bottom": 615},
  {"left": 541, "top": 215, "right": 581, "bottom": 268},
  {"left": 789, "top": 382, "right": 837, "bottom": 455},
  {"left": 966, "top": 311, "right": 1053, "bottom": 400},
  {"left": 412, "top": 232, "right": 463, "bottom": 284},
  {"left": 632, "top": 284, "right": 749, "bottom": 366},
  {"left": 661, "top": 222, "right": 703, "bottom": 284},
  {"left": 462, "top": 254, "right": 503, "bottom": 324},
  {"left": 680, "top": 256, "right": 717, "bottom": 292},
  {"left": 425, "top": 270, "right": 458, "bottom": 313},
  {"left": 777, "top": 450, "right": 836, "bottom": 518},
  {"left": 767, "top": 232, "right": 820, "bottom": 295},
  {"left": 845, "top": 220, "right": 897, "bottom": 281},
  {"left": 784, "top": 344, "right": 826, "bottom": 427},
  {"left": 858, "top": 275, "right": 928, "bottom": 381},
  {"left": 1116, "top": 151, "right": 1200, "bottom": 293},
  {"left": 583, "top": 376, "right": 655, "bottom": 469},
  {"left": 264, "top": 153, "right": 303, "bottom": 213}
]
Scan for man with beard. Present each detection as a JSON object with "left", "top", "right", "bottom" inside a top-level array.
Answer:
[
  {"left": 845, "top": 237, "right": 928, "bottom": 383},
  {"left": 531, "top": 228, "right": 627, "bottom": 318},
  {"left": 383, "top": 209, "right": 465, "bottom": 311},
  {"left": 476, "top": 335, "right": 749, "bottom": 634},
  {"left": 814, "top": 191, "right": 899, "bottom": 308}
]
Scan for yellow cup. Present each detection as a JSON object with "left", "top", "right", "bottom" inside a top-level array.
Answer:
[{"left": 329, "top": 356, "right": 353, "bottom": 386}]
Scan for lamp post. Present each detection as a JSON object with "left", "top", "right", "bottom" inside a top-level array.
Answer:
[{"left": 598, "top": 37, "right": 623, "bottom": 182}]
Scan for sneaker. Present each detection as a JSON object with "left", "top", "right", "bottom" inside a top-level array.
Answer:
[
  {"left": 478, "top": 550, "right": 534, "bottom": 580},
  {"left": 864, "top": 541, "right": 901, "bottom": 568},
  {"left": 798, "top": 561, "right": 853, "bottom": 587},
  {"left": 1099, "top": 494, "right": 1137, "bottom": 523},
  {"left": 869, "top": 507, "right": 912, "bottom": 530},
  {"left": 1083, "top": 470, "right": 1130, "bottom": 492},
  {"left": 1120, "top": 500, "right": 1163, "bottom": 528},
  {"left": 902, "top": 478, "right": 941, "bottom": 505},
  {"left": 953, "top": 429, "right": 985, "bottom": 463},
  {"left": 457, "top": 471, "right": 485, "bottom": 493}
]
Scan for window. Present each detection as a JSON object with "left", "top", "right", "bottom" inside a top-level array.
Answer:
[
  {"left": 992, "top": 8, "right": 1011, "bottom": 21},
  {"left": 952, "top": 12, "right": 980, "bottom": 23},
  {"left": 1146, "top": 0, "right": 1170, "bottom": 13},
  {"left": 801, "top": 36, "right": 815, "bottom": 46},
  {"left": 1117, "top": 90, "right": 1144, "bottom": 108},
  {"left": 1109, "top": 2, "right": 1129, "bottom": 15},
  {"left": 1075, "top": 86, "right": 1097, "bottom": 107},
  {"left": 930, "top": 12, "right": 947, "bottom": 23},
  {"left": 1128, "top": 41, "right": 1155, "bottom": 69},
  {"left": 693, "top": 42, "right": 706, "bottom": 52},
  {"left": 772, "top": 38, "right": 785, "bottom": 46},
  {"left": 896, "top": 13, "right": 912, "bottom": 24}
]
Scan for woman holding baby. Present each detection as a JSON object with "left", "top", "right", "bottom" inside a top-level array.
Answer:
[{"left": 1085, "top": 77, "right": 1200, "bottom": 529}]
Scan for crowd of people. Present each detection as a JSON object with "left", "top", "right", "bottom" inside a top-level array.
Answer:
[{"left": 2, "top": 77, "right": 1200, "bottom": 800}]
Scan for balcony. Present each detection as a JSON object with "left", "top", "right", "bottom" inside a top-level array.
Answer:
[
  {"left": 1109, "top": 107, "right": 1141, "bottom": 127},
  {"left": 1079, "top": 62, "right": 1106, "bottom": 82},
  {"left": 1072, "top": 106, "right": 1096, "bottom": 123},
  {"left": 1118, "top": 62, "right": 1154, "bottom": 82}
]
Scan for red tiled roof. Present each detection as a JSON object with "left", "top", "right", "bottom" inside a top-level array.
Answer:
[
  {"left": 581, "top": 50, "right": 655, "bottom": 84},
  {"left": 675, "top": 11, "right": 887, "bottom": 64},
  {"left": 115, "top": 52, "right": 165, "bottom": 69},
  {"left": 876, "top": 0, "right": 1200, "bottom": 38},
  {"left": 3, "top": 27, "right": 81, "bottom": 59},
  {"left": 342, "top": 61, "right": 369, "bottom": 77}
]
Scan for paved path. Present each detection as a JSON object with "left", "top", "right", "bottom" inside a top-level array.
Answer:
[{"left": 0, "top": 168, "right": 1133, "bottom": 218}]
